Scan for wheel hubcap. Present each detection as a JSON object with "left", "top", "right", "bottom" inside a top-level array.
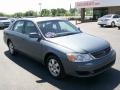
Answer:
[
  {"left": 9, "top": 43, "right": 14, "bottom": 54},
  {"left": 48, "top": 59, "right": 60, "bottom": 77}
]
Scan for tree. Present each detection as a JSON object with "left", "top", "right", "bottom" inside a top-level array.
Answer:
[
  {"left": 51, "top": 9, "right": 57, "bottom": 16},
  {"left": 41, "top": 9, "right": 50, "bottom": 16},
  {"left": 24, "top": 10, "right": 37, "bottom": 17},
  {"left": 0, "top": 13, "right": 5, "bottom": 16},
  {"left": 12, "top": 12, "right": 23, "bottom": 17},
  {"left": 51, "top": 8, "right": 67, "bottom": 16},
  {"left": 64, "top": 11, "right": 71, "bottom": 16},
  {"left": 0, "top": 8, "right": 75, "bottom": 17},
  {"left": 69, "top": 8, "right": 77, "bottom": 16},
  {"left": 56, "top": 8, "right": 67, "bottom": 16}
]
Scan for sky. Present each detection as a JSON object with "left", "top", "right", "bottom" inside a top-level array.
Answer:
[{"left": 0, "top": 0, "right": 83, "bottom": 14}]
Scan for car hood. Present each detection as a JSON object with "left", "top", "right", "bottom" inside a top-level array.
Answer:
[
  {"left": 0, "top": 20, "right": 10, "bottom": 23},
  {"left": 47, "top": 33, "right": 110, "bottom": 53}
]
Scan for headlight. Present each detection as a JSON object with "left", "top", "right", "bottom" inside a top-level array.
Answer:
[
  {"left": 67, "top": 53, "right": 93, "bottom": 62},
  {"left": 117, "top": 19, "right": 120, "bottom": 22}
]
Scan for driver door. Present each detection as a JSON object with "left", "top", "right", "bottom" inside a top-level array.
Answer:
[{"left": 22, "top": 21, "right": 43, "bottom": 61}]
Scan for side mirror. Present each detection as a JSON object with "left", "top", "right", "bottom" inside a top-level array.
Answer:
[
  {"left": 77, "top": 27, "right": 83, "bottom": 33},
  {"left": 29, "top": 32, "right": 41, "bottom": 39}
]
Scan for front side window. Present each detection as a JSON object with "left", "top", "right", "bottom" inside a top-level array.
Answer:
[
  {"left": 13, "top": 21, "right": 24, "bottom": 33},
  {"left": 37, "top": 20, "right": 81, "bottom": 38},
  {"left": 113, "top": 15, "right": 120, "bottom": 18},
  {"left": 24, "top": 21, "right": 38, "bottom": 35}
]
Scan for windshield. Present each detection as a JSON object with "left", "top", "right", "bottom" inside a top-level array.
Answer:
[
  {"left": 37, "top": 20, "right": 81, "bottom": 38},
  {"left": 103, "top": 15, "right": 112, "bottom": 18}
]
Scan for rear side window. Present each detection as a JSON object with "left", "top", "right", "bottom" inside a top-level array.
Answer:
[
  {"left": 13, "top": 21, "right": 24, "bottom": 33},
  {"left": 24, "top": 21, "right": 38, "bottom": 35}
]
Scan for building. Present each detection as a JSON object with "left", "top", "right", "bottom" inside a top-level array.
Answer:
[{"left": 75, "top": 0, "right": 120, "bottom": 21}]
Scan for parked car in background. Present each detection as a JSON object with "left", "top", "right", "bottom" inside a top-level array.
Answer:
[
  {"left": 4, "top": 17, "right": 116, "bottom": 79},
  {"left": 0, "top": 17, "right": 11, "bottom": 28},
  {"left": 97, "top": 14, "right": 120, "bottom": 27},
  {"left": 116, "top": 18, "right": 120, "bottom": 29}
]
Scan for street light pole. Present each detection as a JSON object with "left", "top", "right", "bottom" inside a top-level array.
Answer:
[{"left": 39, "top": 3, "right": 42, "bottom": 16}]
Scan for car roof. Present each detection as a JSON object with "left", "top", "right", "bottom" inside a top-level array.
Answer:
[
  {"left": 18, "top": 17, "right": 67, "bottom": 23},
  {"left": 105, "top": 14, "right": 119, "bottom": 16}
]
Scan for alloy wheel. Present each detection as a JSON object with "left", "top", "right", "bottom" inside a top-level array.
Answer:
[{"left": 48, "top": 58, "right": 61, "bottom": 77}]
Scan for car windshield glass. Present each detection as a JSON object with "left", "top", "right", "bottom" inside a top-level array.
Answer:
[
  {"left": 0, "top": 18, "right": 8, "bottom": 20},
  {"left": 37, "top": 20, "right": 81, "bottom": 38},
  {"left": 103, "top": 15, "right": 112, "bottom": 18}
]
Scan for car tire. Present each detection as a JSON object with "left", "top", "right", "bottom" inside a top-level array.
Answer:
[
  {"left": 111, "top": 22, "right": 115, "bottom": 27},
  {"left": 47, "top": 55, "right": 66, "bottom": 79},
  {"left": 100, "top": 25, "right": 104, "bottom": 27},
  {"left": 8, "top": 41, "right": 16, "bottom": 55},
  {"left": 118, "top": 27, "right": 120, "bottom": 30}
]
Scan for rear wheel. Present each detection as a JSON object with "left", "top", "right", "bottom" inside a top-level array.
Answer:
[
  {"left": 8, "top": 41, "right": 16, "bottom": 55},
  {"left": 47, "top": 55, "right": 66, "bottom": 79}
]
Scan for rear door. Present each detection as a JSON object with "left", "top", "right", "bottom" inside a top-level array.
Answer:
[{"left": 8, "top": 20, "right": 25, "bottom": 52}]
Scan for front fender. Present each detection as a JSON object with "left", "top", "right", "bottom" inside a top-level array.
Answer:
[{"left": 40, "top": 40, "right": 73, "bottom": 65}]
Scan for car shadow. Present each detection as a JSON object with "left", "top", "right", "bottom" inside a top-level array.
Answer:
[
  {"left": 4, "top": 51, "right": 120, "bottom": 90},
  {"left": 99, "top": 26, "right": 117, "bottom": 28}
]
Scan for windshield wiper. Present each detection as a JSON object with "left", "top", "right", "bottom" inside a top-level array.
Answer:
[
  {"left": 55, "top": 32, "right": 80, "bottom": 37},
  {"left": 61, "top": 32, "right": 80, "bottom": 36}
]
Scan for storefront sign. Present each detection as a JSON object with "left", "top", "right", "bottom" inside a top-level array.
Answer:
[
  {"left": 75, "top": 0, "right": 100, "bottom": 8},
  {"left": 75, "top": 0, "right": 120, "bottom": 8}
]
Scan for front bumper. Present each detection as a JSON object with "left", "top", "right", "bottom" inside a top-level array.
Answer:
[
  {"left": 63, "top": 50, "right": 116, "bottom": 77},
  {"left": 0, "top": 23, "right": 10, "bottom": 28}
]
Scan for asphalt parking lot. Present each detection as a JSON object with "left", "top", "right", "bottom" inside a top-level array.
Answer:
[{"left": 0, "top": 22, "right": 120, "bottom": 90}]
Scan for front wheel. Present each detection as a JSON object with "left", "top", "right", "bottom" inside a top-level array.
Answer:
[
  {"left": 47, "top": 55, "right": 66, "bottom": 79},
  {"left": 100, "top": 25, "right": 104, "bottom": 27},
  {"left": 118, "top": 27, "right": 120, "bottom": 30}
]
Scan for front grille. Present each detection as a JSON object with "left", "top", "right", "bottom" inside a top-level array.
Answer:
[
  {"left": 4, "top": 22, "right": 10, "bottom": 26},
  {"left": 91, "top": 47, "right": 111, "bottom": 58}
]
